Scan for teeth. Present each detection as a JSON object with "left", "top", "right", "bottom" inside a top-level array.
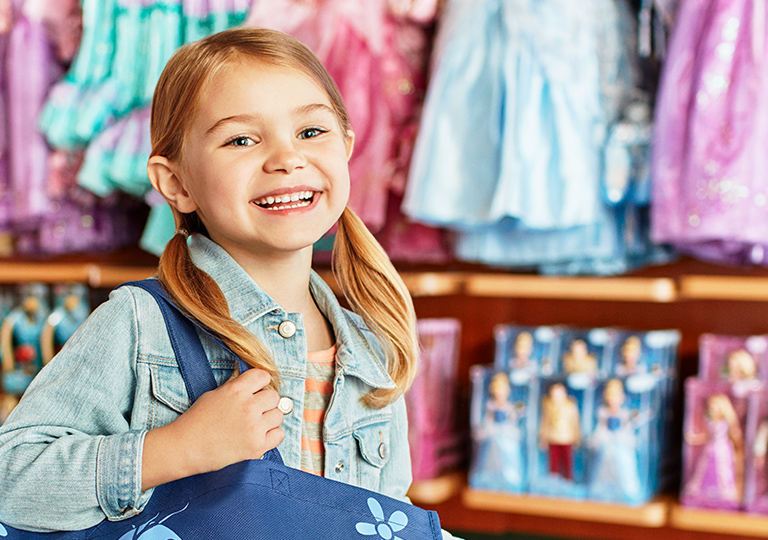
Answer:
[
  {"left": 266, "top": 200, "right": 311, "bottom": 210},
  {"left": 256, "top": 191, "right": 315, "bottom": 208}
]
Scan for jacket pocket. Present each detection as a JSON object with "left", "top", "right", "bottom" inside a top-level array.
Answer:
[
  {"left": 352, "top": 420, "right": 392, "bottom": 490},
  {"left": 149, "top": 363, "right": 190, "bottom": 415}
]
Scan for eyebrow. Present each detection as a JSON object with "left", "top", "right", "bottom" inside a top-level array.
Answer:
[{"left": 205, "top": 103, "right": 336, "bottom": 135}]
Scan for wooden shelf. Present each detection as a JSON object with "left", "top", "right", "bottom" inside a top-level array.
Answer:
[
  {"left": 462, "top": 488, "right": 669, "bottom": 528},
  {"left": 680, "top": 276, "right": 768, "bottom": 302},
  {"left": 407, "top": 472, "right": 464, "bottom": 505},
  {"left": 0, "top": 262, "right": 157, "bottom": 288},
  {"left": 464, "top": 274, "right": 678, "bottom": 303},
  {"left": 4, "top": 259, "right": 768, "bottom": 303},
  {"left": 669, "top": 503, "right": 768, "bottom": 538}
]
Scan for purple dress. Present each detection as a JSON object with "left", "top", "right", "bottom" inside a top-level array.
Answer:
[
  {"left": 652, "top": 0, "right": 768, "bottom": 265},
  {"left": 684, "top": 419, "right": 739, "bottom": 506}
]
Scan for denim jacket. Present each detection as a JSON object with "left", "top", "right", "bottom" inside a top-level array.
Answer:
[{"left": 0, "top": 235, "right": 413, "bottom": 532}]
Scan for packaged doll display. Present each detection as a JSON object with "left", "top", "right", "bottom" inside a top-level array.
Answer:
[
  {"left": 681, "top": 379, "right": 755, "bottom": 510},
  {"left": 560, "top": 327, "right": 617, "bottom": 378},
  {"left": 698, "top": 334, "right": 768, "bottom": 391},
  {"left": 611, "top": 329, "right": 680, "bottom": 379},
  {"left": 493, "top": 324, "right": 561, "bottom": 377},
  {"left": 0, "top": 283, "right": 50, "bottom": 398},
  {"left": 40, "top": 283, "right": 91, "bottom": 364},
  {"left": 529, "top": 378, "right": 594, "bottom": 499},
  {"left": 587, "top": 377, "right": 659, "bottom": 504},
  {"left": 406, "top": 318, "right": 465, "bottom": 481},
  {"left": 469, "top": 366, "right": 529, "bottom": 493},
  {"left": 745, "top": 391, "right": 768, "bottom": 514}
]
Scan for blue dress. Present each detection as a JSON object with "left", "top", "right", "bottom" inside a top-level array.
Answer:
[
  {"left": 588, "top": 408, "right": 643, "bottom": 503},
  {"left": 403, "top": 0, "right": 668, "bottom": 274},
  {"left": 470, "top": 400, "right": 525, "bottom": 492}
]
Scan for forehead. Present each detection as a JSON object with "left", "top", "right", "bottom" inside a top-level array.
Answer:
[{"left": 195, "top": 58, "right": 332, "bottom": 119}]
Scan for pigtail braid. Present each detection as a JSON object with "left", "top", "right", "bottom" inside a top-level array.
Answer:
[
  {"left": 333, "top": 207, "right": 418, "bottom": 409},
  {"left": 157, "top": 214, "right": 279, "bottom": 390}
]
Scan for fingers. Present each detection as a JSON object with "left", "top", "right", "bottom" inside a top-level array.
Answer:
[
  {"left": 263, "top": 424, "right": 286, "bottom": 454},
  {"left": 232, "top": 367, "right": 272, "bottom": 393}
]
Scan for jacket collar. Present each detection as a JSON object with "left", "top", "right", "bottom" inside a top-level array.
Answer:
[{"left": 188, "top": 234, "right": 395, "bottom": 390}]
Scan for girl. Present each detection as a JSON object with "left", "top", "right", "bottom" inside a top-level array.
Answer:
[{"left": 0, "top": 27, "right": 431, "bottom": 534}]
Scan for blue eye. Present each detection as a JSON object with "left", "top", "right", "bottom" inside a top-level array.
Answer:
[
  {"left": 225, "top": 136, "right": 254, "bottom": 147},
  {"left": 298, "top": 127, "right": 328, "bottom": 139}
]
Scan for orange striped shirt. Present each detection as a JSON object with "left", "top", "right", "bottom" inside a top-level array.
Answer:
[{"left": 300, "top": 344, "right": 336, "bottom": 476}]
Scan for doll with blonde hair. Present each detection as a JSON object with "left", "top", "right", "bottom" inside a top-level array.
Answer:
[
  {"left": 471, "top": 372, "right": 525, "bottom": 491},
  {"left": 588, "top": 379, "right": 642, "bottom": 502},
  {"left": 725, "top": 349, "right": 757, "bottom": 383},
  {"left": 0, "top": 27, "right": 428, "bottom": 533},
  {"left": 684, "top": 393, "right": 744, "bottom": 504}
]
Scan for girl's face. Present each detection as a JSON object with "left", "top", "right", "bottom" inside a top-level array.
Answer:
[{"left": 172, "top": 60, "right": 353, "bottom": 262}]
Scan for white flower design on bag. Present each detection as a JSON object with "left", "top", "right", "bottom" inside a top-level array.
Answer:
[
  {"left": 0, "top": 523, "right": 7, "bottom": 537},
  {"left": 355, "top": 497, "right": 408, "bottom": 539},
  {"left": 117, "top": 503, "right": 188, "bottom": 540}
]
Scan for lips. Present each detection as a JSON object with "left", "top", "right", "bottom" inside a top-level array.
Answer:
[{"left": 253, "top": 190, "right": 315, "bottom": 210}]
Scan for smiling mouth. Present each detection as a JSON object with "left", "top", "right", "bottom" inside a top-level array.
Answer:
[{"left": 253, "top": 190, "right": 315, "bottom": 211}]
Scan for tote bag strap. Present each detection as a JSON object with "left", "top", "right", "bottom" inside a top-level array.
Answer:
[
  {"left": 118, "top": 279, "right": 283, "bottom": 465},
  {"left": 120, "top": 279, "right": 219, "bottom": 401}
]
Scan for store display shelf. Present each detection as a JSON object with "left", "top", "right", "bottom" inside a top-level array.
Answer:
[
  {"left": 407, "top": 472, "right": 465, "bottom": 505},
  {"left": 462, "top": 488, "right": 670, "bottom": 528},
  {"left": 669, "top": 503, "right": 768, "bottom": 538},
  {"left": 6, "top": 260, "right": 768, "bottom": 303},
  {"left": 680, "top": 275, "right": 768, "bottom": 302},
  {"left": 464, "top": 274, "right": 678, "bottom": 303},
  {"left": 316, "top": 270, "right": 465, "bottom": 298},
  {"left": 0, "top": 262, "right": 158, "bottom": 287}
]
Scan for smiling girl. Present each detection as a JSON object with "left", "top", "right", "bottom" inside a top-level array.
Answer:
[{"left": 0, "top": 28, "right": 427, "bottom": 534}]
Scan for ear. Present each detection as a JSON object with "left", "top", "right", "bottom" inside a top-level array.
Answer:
[
  {"left": 147, "top": 155, "right": 198, "bottom": 213},
  {"left": 345, "top": 129, "right": 355, "bottom": 161}
]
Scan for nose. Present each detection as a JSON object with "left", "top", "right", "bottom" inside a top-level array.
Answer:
[{"left": 263, "top": 139, "right": 307, "bottom": 174}]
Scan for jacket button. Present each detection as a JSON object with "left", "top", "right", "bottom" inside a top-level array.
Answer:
[
  {"left": 378, "top": 442, "right": 388, "bottom": 459},
  {"left": 278, "top": 320, "right": 296, "bottom": 338},
  {"left": 335, "top": 461, "right": 345, "bottom": 473},
  {"left": 277, "top": 396, "right": 294, "bottom": 415}
]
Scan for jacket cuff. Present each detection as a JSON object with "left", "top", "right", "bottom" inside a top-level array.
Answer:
[{"left": 96, "top": 430, "right": 153, "bottom": 521}]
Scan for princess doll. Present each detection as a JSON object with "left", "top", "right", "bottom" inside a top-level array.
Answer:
[
  {"left": 725, "top": 349, "right": 758, "bottom": 384},
  {"left": 471, "top": 372, "right": 525, "bottom": 492},
  {"left": 510, "top": 331, "right": 534, "bottom": 371},
  {"left": 683, "top": 393, "right": 744, "bottom": 507},
  {"left": 588, "top": 379, "right": 643, "bottom": 502},
  {"left": 616, "top": 335, "right": 646, "bottom": 376}
]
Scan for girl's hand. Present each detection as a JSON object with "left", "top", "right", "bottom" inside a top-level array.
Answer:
[{"left": 141, "top": 368, "right": 285, "bottom": 490}]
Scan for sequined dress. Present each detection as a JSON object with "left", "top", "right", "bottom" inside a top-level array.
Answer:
[{"left": 652, "top": 0, "right": 768, "bottom": 265}]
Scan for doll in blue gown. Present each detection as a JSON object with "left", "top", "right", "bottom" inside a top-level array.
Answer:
[
  {"left": 471, "top": 372, "right": 526, "bottom": 492},
  {"left": 588, "top": 379, "right": 644, "bottom": 503}
]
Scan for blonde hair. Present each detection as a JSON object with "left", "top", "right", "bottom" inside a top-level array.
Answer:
[
  {"left": 489, "top": 372, "right": 510, "bottom": 398},
  {"left": 726, "top": 349, "right": 756, "bottom": 380},
  {"left": 706, "top": 393, "right": 744, "bottom": 495},
  {"left": 604, "top": 378, "right": 625, "bottom": 403},
  {"left": 150, "top": 28, "right": 417, "bottom": 408}
]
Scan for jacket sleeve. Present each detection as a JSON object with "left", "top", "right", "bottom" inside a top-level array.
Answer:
[{"left": 0, "top": 287, "right": 152, "bottom": 532}]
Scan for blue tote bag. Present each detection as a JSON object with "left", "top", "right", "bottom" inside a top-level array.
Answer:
[{"left": 0, "top": 279, "right": 443, "bottom": 540}]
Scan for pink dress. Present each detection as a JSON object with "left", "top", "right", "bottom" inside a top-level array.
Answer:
[
  {"left": 246, "top": 0, "right": 435, "bottom": 233},
  {"left": 652, "top": 0, "right": 768, "bottom": 265}
]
